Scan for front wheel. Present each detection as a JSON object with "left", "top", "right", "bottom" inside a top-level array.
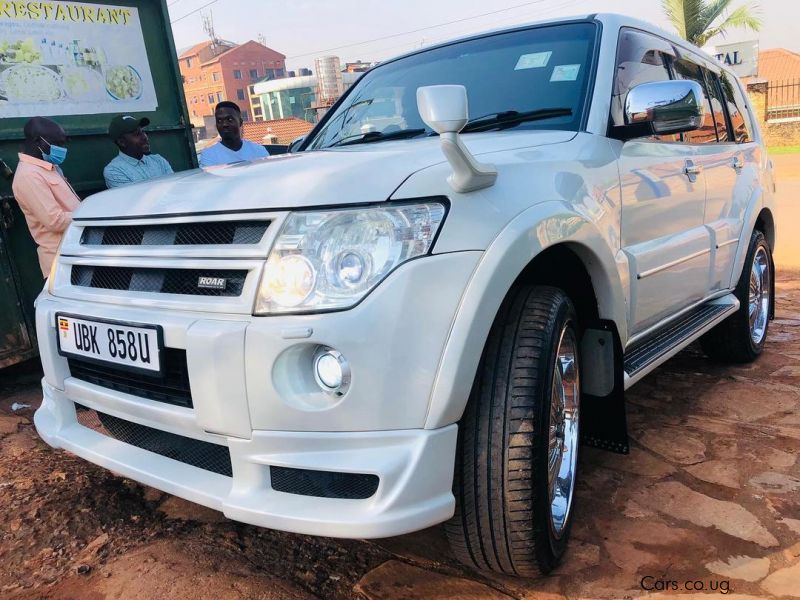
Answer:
[
  {"left": 445, "top": 285, "right": 580, "bottom": 578},
  {"left": 701, "top": 230, "right": 773, "bottom": 363}
]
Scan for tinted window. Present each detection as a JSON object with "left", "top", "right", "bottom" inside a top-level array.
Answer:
[
  {"left": 705, "top": 71, "right": 729, "bottom": 142},
  {"left": 308, "top": 23, "right": 598, "bottom": 149},
  {"left": 611, "top": 29, "right": 679, "bottom": 142},
  {"left": 720, "top": 72, "right": 752, "bottom": 143},
  {"left": 612, "top": 30, "right": 672, "bottom": 125},
  {"left": 673, "top": 58, "right": 717, "bottom": 144}
]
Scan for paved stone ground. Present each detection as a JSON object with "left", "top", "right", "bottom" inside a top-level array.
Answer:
[{"left": 1, "top": 156, "right": 798, "bottom": 598}]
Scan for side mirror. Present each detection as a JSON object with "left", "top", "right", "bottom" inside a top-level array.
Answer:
[
  {"left": 417, "top": 85, "right": 468, "bottom": 134},
  {"left": 288, "top": 136, "right": 306, "bottom": 153},
  {"left": 416, "top": 85, "right": 496, "bottom": 193},
  {"left": 625, "top": 80, "right": 705, "bottom": 136}
]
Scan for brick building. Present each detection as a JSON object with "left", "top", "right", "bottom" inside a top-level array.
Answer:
[{"left": 179, "top": 40, "right": 286, "bottom": 128}]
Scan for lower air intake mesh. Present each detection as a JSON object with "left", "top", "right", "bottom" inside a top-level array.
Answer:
[
  {"left": 71, "top": 266, "right": 247, "bottom": 297},
  {"left": 75, "top": 405, "right": 232, "bottom": 477},
  {"left": 269, "top": 466, "right": 379, "bottom": 499}
]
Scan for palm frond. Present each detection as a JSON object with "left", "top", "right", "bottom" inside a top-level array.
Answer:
[
  {"left": 700, "top": 0, "right": 736, "bottom": 26},
  {"left": 661, "top": 0, "right": 689, "bottom": 39},
  {"left": 719, "top": 4, "right": 763, "bottom": 31},
  {"left": 697, "top": 3, "right": 762, "bottom": 46},
  {"left": 661, "top": 0, "right": 762, "bottom": 46}
]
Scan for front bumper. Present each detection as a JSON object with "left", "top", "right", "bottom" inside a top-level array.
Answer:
[
  {"left": 33, "top": 251, "right": 480, "bottom": 537},
  {"left": 36, "top": 380, "right": 457, "bottom": 538}
]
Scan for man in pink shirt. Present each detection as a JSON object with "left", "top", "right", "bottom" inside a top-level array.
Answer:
[{"left": 12, "top": 117, "right": 80, "bottom": 278}]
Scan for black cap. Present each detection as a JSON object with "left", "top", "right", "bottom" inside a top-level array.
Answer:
[{"left": 108, "top": 115, "right": 150, "bottom": 141}]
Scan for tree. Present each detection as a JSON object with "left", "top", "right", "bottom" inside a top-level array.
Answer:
[{"left": 661, "top": 0, "right": 762, "bottom": 47}]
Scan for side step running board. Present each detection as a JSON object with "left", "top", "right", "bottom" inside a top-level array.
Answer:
[{"left": 623, "top": 295, "right": 739, "bottom": 388}]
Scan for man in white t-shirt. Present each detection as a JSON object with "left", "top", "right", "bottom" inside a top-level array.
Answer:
[{"left": 199, "top": 101, "right": 269, "bottom": 167}]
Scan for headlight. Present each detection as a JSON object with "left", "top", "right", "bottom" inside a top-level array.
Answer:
[{"left": 255, "top": 201, "right": 446, "bottom": 314}]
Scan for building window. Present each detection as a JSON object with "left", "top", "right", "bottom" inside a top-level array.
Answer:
[
  {"left": 186, "top": 57, "right": 192, "bottom": 68},
  {"left": 276, "top": 68, "right": 285, "bottom": 78},
  {"left": 217, "top": 91, "right": 224, "bottom": 102},
  {"left": 254, "top": 106, "right": 262, "bottom": 115},
  {"left": 234, "top": 70, "right": 242, "bottom": 80},
  {"left": 249, "top": 68, "right": 258, "bottom": 80},
  {"left": 212, "top": 72, "right": 220, "bottom": 82},
  {"left": 207, "top": 94, "right": 214, "bottom": 104},
  {"left": 248, "top": 85, "right": 255, "bottom": 95},
  {"left": 236, "top": 88, "right": 245, "bottom": 100},
  {"left": 242, "top": 111, "right": 249, "bottom": 122}
]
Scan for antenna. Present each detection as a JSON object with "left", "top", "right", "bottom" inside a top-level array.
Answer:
[
  {"left": 257, "top": 32, "right": 266, "bottom": 46},
  {"left": 202, "top": 10, "right": 218, "bottom": 52}
]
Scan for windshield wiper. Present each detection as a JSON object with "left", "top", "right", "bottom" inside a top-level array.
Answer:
[
  {"left": 328, "top": 128, "right": 428, "bottom": 148},
  {"left": 460, "top": 108, "right": 573, "bottom": 133}
]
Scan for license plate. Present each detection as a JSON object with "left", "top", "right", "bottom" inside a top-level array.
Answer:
[{"left": 56, "top": 313, "right": 163, "bottom": 374}]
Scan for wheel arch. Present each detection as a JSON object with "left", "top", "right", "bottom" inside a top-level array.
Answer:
[
  {"left": 424, "top": 202, "right": 627, "bottom": 429},
  {"left": 754, "top": 207, "right": 776, "bottom": 250}
]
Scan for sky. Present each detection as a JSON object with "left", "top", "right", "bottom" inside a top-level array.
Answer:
[{"left": 166, "top": 0, "right": 800, "bottom": 72}]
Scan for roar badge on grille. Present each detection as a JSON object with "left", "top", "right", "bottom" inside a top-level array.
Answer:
[{"left": 197, "top": 276, "right": 227, "bottom": 290}]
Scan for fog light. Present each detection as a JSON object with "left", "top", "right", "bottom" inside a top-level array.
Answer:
[{"left": 313, "top": 347, "right": 351, "bottom": 395}]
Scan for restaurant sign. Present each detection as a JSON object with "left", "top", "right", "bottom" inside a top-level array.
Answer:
[{"left": 0, "top": 1, "right": 158, "bottom": 117}]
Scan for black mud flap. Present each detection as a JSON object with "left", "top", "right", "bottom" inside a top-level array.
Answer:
[
  {"left": 770, "top": 250, "right": 776, "bottom": 320},
  {"left": 580, "top": 320, "right": 629, "bottom": 454}
]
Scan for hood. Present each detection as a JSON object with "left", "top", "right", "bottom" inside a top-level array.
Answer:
[{"left": 74, "top": 131, "right": 576, "bottom": 220}]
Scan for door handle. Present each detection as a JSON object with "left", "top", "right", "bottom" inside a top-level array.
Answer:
[
  {"left": 731, "top": 156, "right": 744, "bottom": 172},
  {"left": 684, "top": 161, "right": 703, "bottom": 178}
]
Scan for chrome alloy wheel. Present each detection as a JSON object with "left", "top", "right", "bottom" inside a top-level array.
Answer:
[
  {"left": 547, "top": 322, "right": 580, "bottom": 539},
  {"left": 749, "top": 246, "right": 771, "bottom": 345}
]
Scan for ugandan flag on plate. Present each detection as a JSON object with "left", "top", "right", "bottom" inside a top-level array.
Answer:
[{"left": 58, "top": 317, "right": 70, "bottom": 338}]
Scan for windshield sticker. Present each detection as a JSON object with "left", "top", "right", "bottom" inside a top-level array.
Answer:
[
  {"left": 514, "top": 51, "right": 552, "bottom": 70},
  {"left": 550, "top": 64, "right": 581, "bottom": 82}
]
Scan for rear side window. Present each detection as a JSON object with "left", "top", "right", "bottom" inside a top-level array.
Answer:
[
  {"left": 705, "top": 72, "right": 729, "bottom": 142},
  {"left": 720, "top": 72, "right": 752, "bottom": 143},
  {"left": 673, "top": 58, "right": 717, "bottom": 144}
]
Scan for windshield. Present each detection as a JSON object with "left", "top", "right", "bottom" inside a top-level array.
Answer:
[{"left": 307, "top": 22, "right": 598, "bottom": 150}]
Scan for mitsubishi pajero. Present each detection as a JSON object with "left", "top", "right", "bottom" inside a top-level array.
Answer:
[{"left": 34, "top": 13, "right": 776, "bottom": 576}]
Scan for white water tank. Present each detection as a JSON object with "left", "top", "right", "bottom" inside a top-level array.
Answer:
[{"left": 315, "top": 55, "right": 344, "bottom": 105}]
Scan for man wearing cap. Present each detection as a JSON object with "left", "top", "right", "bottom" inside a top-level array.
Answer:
[
  {"left": 199, "top": 101, "right": 268, "bottom": 167},
  {"left": 103, "top": 115, "right": 173, "bottom": 189}
]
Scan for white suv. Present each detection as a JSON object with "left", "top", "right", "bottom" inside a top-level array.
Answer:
[{"left": 34, "top": 13, "right": 775, "bottom": 577}]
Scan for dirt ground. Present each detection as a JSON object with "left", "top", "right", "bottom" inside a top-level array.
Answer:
[{"left": 1, "top": 157, "right": 799, "bottom": 599}]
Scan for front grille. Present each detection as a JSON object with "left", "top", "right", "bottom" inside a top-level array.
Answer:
[
  {"left": 68, "top": 348, "right": 192, "bottom": 408},
  {"left": 81, "top": 221, "right": 270, "bottom": 246},
  {"left": 75, "top": 405, "right": 232, "bottom": 477},
  {"left": 270, "top": 466, "right": 379, "bottom": 499},
  {"left": 71, "top": 266, "right": 247, "bottom": 297}
]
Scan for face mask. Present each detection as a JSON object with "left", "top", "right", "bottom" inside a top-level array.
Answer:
[{"left": 40, "top": 137, "right": 68, "bottom": 166}]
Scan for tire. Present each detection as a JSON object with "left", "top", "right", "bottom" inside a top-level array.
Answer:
[
  {"left": 445, "top": 285, "right": 581, "bottom": 578},
  {"left": 700, "top": 230, "right": 772, "bottom": 363}
]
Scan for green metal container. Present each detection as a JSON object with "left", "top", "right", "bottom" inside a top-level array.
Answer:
[{"left": 0, "top": 0, "right": 197, "bottom": 368}]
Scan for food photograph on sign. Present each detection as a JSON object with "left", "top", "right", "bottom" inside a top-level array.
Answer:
[{"left": 0, "top": 1, "right": 157, "bottom": 117}]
